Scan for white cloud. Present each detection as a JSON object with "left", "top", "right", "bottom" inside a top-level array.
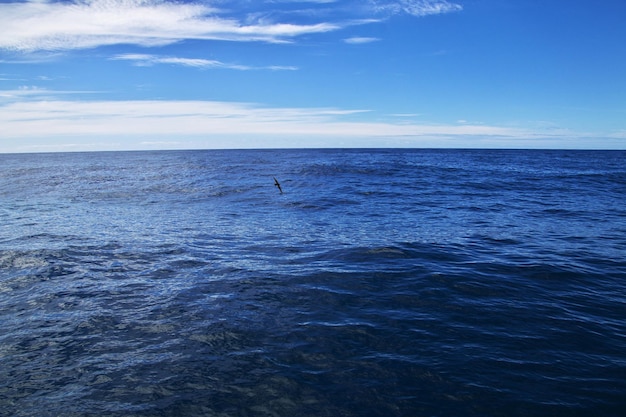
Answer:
[
  {"left": 0, "top": 86, "right": 46, "bottom": 99},
  {"left": 0, "top": 0, "right": 341, "bottom": 52},
  {"left": 0, "top": 0, "right": 464, "bottom": 54},
  {"left": 2, "top": 95, "right": 619, "bottom": 151},
  {"left": 0, "top": 94, "right": 531, "bottom": 151},
  {"left": 344, "top": 37, "right": 380, "bottom": 44},
  {"left": 111, "top": 53, "right": 298, "bottom": 71},
  {"left": 371, "top": 0, "right": 462, "bottom": 17},
  {"left": 267, "top": 0, "right": 338, "bottom": 3},
  {"left": 0, "top": 86, "right": 98, "bottom": 100},
  {"left": 391, "top": 113, "right": 422, "bottom": 117}
]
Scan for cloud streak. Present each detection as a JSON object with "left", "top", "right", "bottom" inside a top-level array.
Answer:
[
  {"left": 3, "top": 92, "right": 616, "bottom": 152},
  {"left": 344, "top": 37, "right": 380, "bottom": 44},
  {"left": 0, "top": 86, "right": 98, "bottom": 100},
  {"left": 0, "top": 0, "right": 463, "bottom": 53},
  {"left": 371, "top": 0, "right": 462, "bottom": 17},
  {"left": 111, "top": 53, "right": 298, "bottom": 71},
  {"left": 0, "top": 93, "right": 531, "bottom": 147},
  {"left": 0, "top": 0, "right": 340, "bottom": 52}
]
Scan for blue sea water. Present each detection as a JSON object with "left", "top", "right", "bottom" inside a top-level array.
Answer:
[{"left": 0, "top": 148, "right": 625, "bottom": 417}]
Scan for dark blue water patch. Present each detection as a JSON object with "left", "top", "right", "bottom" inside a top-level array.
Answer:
[{"left": 1, "top": 149, "right": 625, "bottom": 417}]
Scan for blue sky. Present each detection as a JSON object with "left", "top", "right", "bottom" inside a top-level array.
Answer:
[{"left": 1, "top": 0, "right": 625, "bottom": 152}]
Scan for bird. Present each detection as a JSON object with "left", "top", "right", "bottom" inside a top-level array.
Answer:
[{"left": 273, "top": 177, "right": 283, "bottom": 194}]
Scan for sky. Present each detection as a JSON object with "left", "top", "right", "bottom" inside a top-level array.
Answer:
[{"left": 1, "top": 0, "right": 625, "bottom": 152}]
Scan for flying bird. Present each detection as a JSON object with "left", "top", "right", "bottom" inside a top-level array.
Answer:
[{"left": 273, "top": 177, "right": 283, "bottom": 194}]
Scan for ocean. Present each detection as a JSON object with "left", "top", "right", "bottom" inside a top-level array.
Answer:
[{"left": 1, "top": 148, "right": 625, "bottom": 416}]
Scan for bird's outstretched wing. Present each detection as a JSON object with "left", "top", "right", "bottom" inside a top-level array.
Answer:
[{"left": 273, "top": 177, "right": 283, "bottom": 194}]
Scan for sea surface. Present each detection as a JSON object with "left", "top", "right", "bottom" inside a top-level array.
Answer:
[{"left": 1, "top": 149, "right": 625, "bottom": 417}]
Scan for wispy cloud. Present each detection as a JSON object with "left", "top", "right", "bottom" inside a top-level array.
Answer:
[
  {"left": 370, "top": 0, "right": 462, "bottom": 17},
  {"left": 0, "top": 0, "right": 463, "bottom": 54},
  {"left": 0, "top": 92, "right": 529, "bottom": 147},
  {"left": 391, "top": 113, "right": 423, "bottom": 118},
  {"left": 2, "top": 91, "right": 614, "bottom": 151},
  {"left": 268, "top": 0, "right": 339, "bottom": 3},
  {"left": 344, "top": 37, "right": 380, "bottom": 44},
  {"left": 0, "top": 0, "right": 341, "bottom": 52},
  {"left": 0, "top": 86, "right": 98, "bottom": 101},
  {"left": 267, "top": 0, "right": 339, "bottom": 3},
  {"left": 111, "top": 53, "right": 298, "bottom": 71}
]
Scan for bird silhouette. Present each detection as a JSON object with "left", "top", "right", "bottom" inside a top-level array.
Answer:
[{"left": 273, "top": 177, "right": 283, "bottom": 194}]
